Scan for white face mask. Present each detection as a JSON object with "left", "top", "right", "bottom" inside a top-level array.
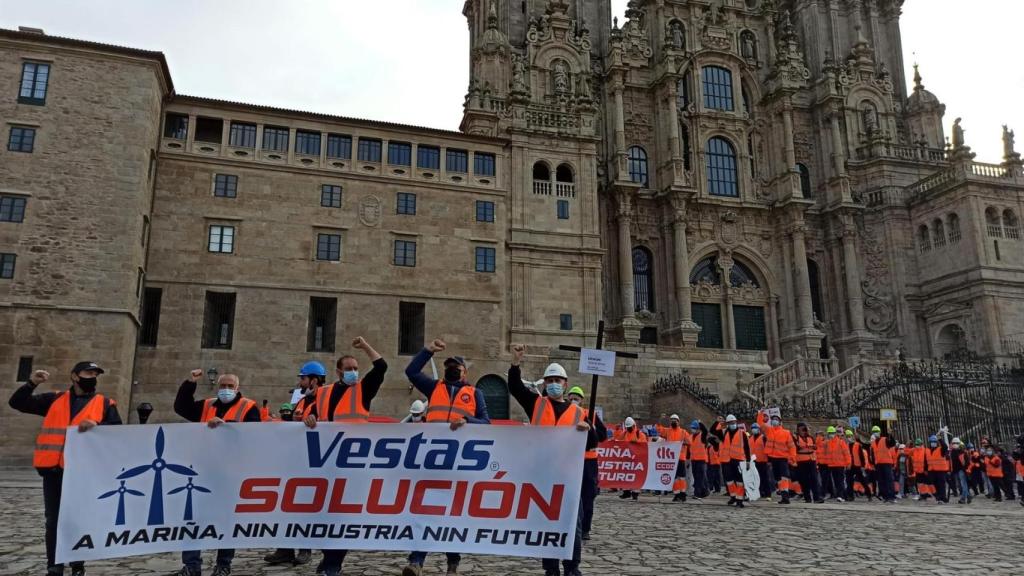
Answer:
[{"left": 217, "top": 388, "right": 237, "bottom": 404}]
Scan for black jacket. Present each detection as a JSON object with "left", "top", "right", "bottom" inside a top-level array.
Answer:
[
  {"left": 174, "top": 380, "right": 261, "bottom": 423},
  {"left": 508, "top": 365, "right": 604, "bottom": 453},
  {"left": 9, "top": 382, "right": 122, "bottom": 424}
]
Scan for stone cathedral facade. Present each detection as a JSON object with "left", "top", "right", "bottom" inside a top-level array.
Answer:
[{"left": 2, "top": 0, "right": 1024, "bottom": 463}]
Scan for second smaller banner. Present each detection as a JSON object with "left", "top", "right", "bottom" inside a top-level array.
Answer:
[{"left": 596, "top": 441, "right": 682, "bottom": 491}]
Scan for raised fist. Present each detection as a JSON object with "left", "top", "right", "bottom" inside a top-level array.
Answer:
[
  {"left": 512, "top": 344, "right": 525, "bottom": 364},
  {"left": 352, "top": 337, "right": 367, "bottom": 350},
  {"left": 429, "top": 339, "right": 447, "bottom": 353},
  {"left": 30, "top": 370, "right": 50, "bottom": 386},
  {"left": 189, "top": 369, "right": 204, "bottom": 383}
]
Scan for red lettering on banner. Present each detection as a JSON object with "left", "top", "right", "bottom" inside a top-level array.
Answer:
[
  {"left": 282, "top": 478, "right": 328, "bottom": 513},
  {"left": 450, "top": 480, "right": 469, "bottom": 516},
  {"left": 367, "top": 478, "right": 410, "bottom": 514},
  {"left": 236, "top": 478, "right": 280, "bottom": 512},
  {"left": 328, "top": 478, "right": 364, "bottom": 514},
  {"left": 468, "top": 472, "right": 514, "bottom": 519},
  {"left": 597, "top": 441, "right": 650, "bottom": 490},
  {"left": 410, "top": 479, "right": 450, "bottom": 515},
  {"left": 515, "top": 483, "right": 564, "bottom": 520}
]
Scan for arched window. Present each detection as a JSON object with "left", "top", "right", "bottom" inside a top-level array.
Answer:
[
  {"left": 677, "top": 71, "right": 692, "bottom": 109},
  {"left": 556, "top": 163, "right": 574, "bottom": 183},
  {"left": 797, "top": 163, "right": 812, "bottom": 198},
  {"left": 706, "top": 137, "right": 739, "bottom": 197},
  {"left": 555, "top": 163, "right": 575, "bottom": 197},
  {"left": 632, "top": 246, "right": 655, "bottom": 312},
  {"left": 947, "top": 213, "right": 961, "bottom": 243},
  {"left": 918, "top": 224, "right": 931, "bottom": 252},
  {"left": 1003, "top": 209, "right": 1020, "bottom": 239},
  {"left": 689, "top": 256, "right": 720, "bottom": 285},
  {"left": 475, "top": 375, "right": 509, "bottom": 420},
  {"left": 627, "top": 146, "right": 649, "bottom": 187},
  {"left": 701, "top": 66, "right": 734, "bottom": 111},
  {"left": 532, "top": 161, "right": 551, "bottom": 195},
  {"left": 986, "top": 207, "right": 1002, "bottom": 238},
  {"left": 932, "top": 218, "right": 946, "bottom": 247},
  {"left": 729, "top": 260, "right": 760, "bottom": 287}
]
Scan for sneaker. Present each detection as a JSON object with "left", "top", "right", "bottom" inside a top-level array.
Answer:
[
  {"left": 735, "top": 500, "right": 745, "bottom": 508},
  {"left": 70, "top": 569, "right": 85, "bottom": 576},
  {"left": 582, "top": 531, "right": 590, "bottom": 541},
  {"left": 618, "top": 492, "right": 631, "bottom": 499},
  {"left": 727, "top": 496, "right": 737, "bottom": 506},
  {"left": 211, "top": 566, "right": 230, "bottom": 576},
  {"left": 814, "top": 499, "right": 825, "bottom": 504},
  {"left": 264, "top": 549, "right": 295, "bottom": 565},
  {"left": 836, "top": 497, "right": 845, "bottom": 503},
  {"left": 294, "top": 550, "right": 312, "bottom": 565},
  {"left": 912, "top": 494, "right": 921, "bottom": 501},
  {"left": 446, "top": 563, "right": 459, "bottom": 576},
  {"left": 402, "top": 564, "right": 423, "bottom": 576},
  {"left": 779, "top": 495, "right": 790, "bottom": 504},
  {"left": 679, "top": 493, "right": 687, "bottom": 502},
  {"left": 170, "top": 568, "right": 199, "bottom": 576}
]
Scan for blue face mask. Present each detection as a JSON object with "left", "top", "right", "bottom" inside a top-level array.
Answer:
[
  {"left": 929, "top": 442, "right": 938, "bottom": 448},
  {"left": 342, "top": 370, "right": 359, "bottom": 385},
  {"left": 217, "top": 388, "right": 237, "bottom": 404},
  {"left": 545, "top": 382, "right": 564, "bottom": 398}
]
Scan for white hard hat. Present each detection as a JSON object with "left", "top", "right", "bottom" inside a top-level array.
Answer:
[
  {"left": 725, "top": 414, "right": 737, "bottom": 423},
  {"left": 543, "top": 363, "right": 568, "bottom": 379},
  {"left": 670, "top": 414, "right": 680, "bottom": 421},
  {"left": 624, "top": 417, "right": 636, "bottom": 427},
  {"left": 409, "top": 400, "right": 426, "bottom": 414},
  {"left": 952, "top": 437, "right": 962, "bottom": 444}
]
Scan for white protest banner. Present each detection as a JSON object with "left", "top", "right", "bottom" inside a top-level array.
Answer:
[
  {"left": 578, "top": 348, "right": 615, "bottom": 377},
  {"left": 596, "top": 441, "right": 681, "bottom": 491},
  {"left": 57, "top": 423, "right": 585, "bottom": 563},
  {"left": 767, "top": 406, "right": 781, "bottom": 419}
]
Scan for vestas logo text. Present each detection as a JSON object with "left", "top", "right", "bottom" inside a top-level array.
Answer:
[{"left": 306, "top": 432, "right": 493, "bottom": 471}]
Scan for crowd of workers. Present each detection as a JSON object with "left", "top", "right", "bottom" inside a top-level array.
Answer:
[{"left": 9, "top": 339, "right": 1024, "bottom": 576}]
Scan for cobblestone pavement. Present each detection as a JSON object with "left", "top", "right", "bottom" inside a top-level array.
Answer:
[{"left": 2, "top": 471, "right": 1023, "bottom": 576}]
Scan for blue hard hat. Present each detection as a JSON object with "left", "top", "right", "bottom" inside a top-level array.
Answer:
[
  {"left": 299, "top": 361, "right": 327, "bottom": 377},
  {"left": 928, "top": 435, "right": 938, "bottom": 443},
  {"left": 689, "top": 420, "right": 700, "bottom": 429},
  {"left": 751, "top": 423, "right": 760, "bottom": 430}
]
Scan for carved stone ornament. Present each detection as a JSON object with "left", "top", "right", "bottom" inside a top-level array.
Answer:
[
  {"left": 858, "top": 215, "right": 896, "bottom": 336},
  {"left": 359, "top": 195, "right": 382, "bottom": 227},
  {"left": 719, "top": 211, "right": 740, "bottom": 246}
]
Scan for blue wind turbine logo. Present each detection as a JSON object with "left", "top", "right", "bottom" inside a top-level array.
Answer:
[
  {"left": 97, "top": 480, "right": 144, "bottom": 526},
  {"left": 117, "top": 427, "right": 197, "bottom": 525},
  {"left": 168, "top": 477, "right": 211, "bottom": 521}
]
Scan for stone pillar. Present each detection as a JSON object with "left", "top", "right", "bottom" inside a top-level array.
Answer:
[
  {"left": 841, "top": 224, "right": 866, "bottom": 333},
  {"left": 670, "top": 197, "right": 701, "bottom": 345},
  {"left": 665, "top": 80, "right": 686, "bottom": 185},
  {"left": 829, "top": 111, "right": 847, "bottom": 178},
  {"left": 767, "top": 296, "right": 783, "bottom": 366},
  {"left": 982, "top": 295, "right": 1003, "bottom": 356},
  {"left": 781, "top": 101, "right": 797, "bottom": 170},
  {"left": 617, "top": 191, "right": 640, "bottom": 341},
  {"left": 720, "top": 255, "right": 736, "bottom": 349},
  {"left": 780, "top": 233, "right": 796, "bottom": 336},
  {"left": 792, "top": 224, "right": 815, "bottom": 331},
  {"left": 612, "top": 77, "right": 628, "bottom": 181},
  {"left": 830, "top": 239, "right": 848, "bottom": 333}
]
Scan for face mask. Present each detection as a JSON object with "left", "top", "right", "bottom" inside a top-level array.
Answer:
[
  {"left": 929, "top": 442, "right": 938, "bottom": 448},
  {"left": 444, "top": 366, "right": 462, "bottom": 383},
  {"left": 671, "top": 422, "right": 678, "bottom": 428},
  {"left": 280, "top": 412, "right": 293, "bottom": 422},
  {"left": 827, "top": 434, "right": 835, "bottom": 440},
  {"left": 871, "top": 433, "right": 879, "bottom": 440},
  {"left": 570, "top": 398, "right": 581, "bottom": 405},
  {"left": 770, "top": 419, "right": 780, "bottom": 427},
  {"left": 727, "top": 423, "right": 737, "bottom": 431},
  {"left": 304, "top": 386, "right": 317, "bottom": 397},
  {"left": 545, "top": 382, "right": 564, "bottom": 397},
  {"left": 847, "top": 437, "right": 855, "bottom": 443},
  {"left": 342, "top": 370, "right": 359, "bottom": 385},
  {"left": 752, "top": 429, "right": 760, "bottom": 436},
  {"left": 76, "top": 377, "right": 98, "bottom": 394},
  {"left": 626, "top": 426, "right": 634, "bottom": 432},
  {"left": 217, "top": 388, "right": 237, "bottom": 404},
  {"left": 411, "top": 414, "right": 424, "bottom": 422},
  {"left": 987, "top": 450, "right": 994, "bottom": 457}
]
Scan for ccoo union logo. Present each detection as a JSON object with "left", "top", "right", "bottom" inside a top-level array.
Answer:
[{"left": 99, "top": 427, "right": 209, "bottom": 526}]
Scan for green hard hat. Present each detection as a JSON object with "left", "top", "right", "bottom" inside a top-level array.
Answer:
[
  {"left": 915, "top": 438, "right": 923, "bottom": 446},
  {"left": 826, "top": 426, "right": 836, "bottom": 434},
  {"left": 871, "top": 425, "right": 882, "bottom": 433},
  {"left": 280, "top": 403, "right": 294, "bottom": 411},
  {"left": 845, "top": 429, "right": 855, "bottom": 437},
  {"left": 567, "top": 386, "right": 585, "bottom": 397}
]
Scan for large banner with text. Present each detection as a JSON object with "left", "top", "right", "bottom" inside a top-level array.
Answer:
[
  {"left": 57, "top": 423, "right": 586, "bottom": 562},
  {"left": 596, "top": 441, "right": 681, "bottom": 491}
]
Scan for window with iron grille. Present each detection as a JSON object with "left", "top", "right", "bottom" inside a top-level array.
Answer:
[
  {"left": 17, "top": 356, "right": 33, "bottom": 383},
  {"left": 560, "top": 314, "right": 573, "bottom": 331},
  {"left": 316, "top": 233, "right": 342, "bottom": 261},
  {"left": 557, "top": 199, "right": 570, "bottom": 220},
  {"left": 202, "top": 291, "right": 236, "bottom": 349},
  {"left": 307, "top": 297, "right": 337, "bottom": 353},
  {"left": 394, "top": 239, "right": 417, "bottom": 267},
  {"left": 733, "top": 305, "right": 767, "bottom": 351},
  {"left": 358, "top": 138, "right": 382, "bottom": 162},
  {"left": 8, "top": 126, "right": 35, "bottom": 152},
  {"left": 475, "top": 246, "right": 496, "bottom": 273},
  {"left": 397, "top": 192, "right": 417, "bottom": 215},
  {"left": 229, "top": 122, "right": 256, "bottom": 148},
  {"left": 418, "top": 145, "right": 440, "bottom": 170},
  {"left": 208, "top": 225, "right": 235, "bottom": 253},
  {"left": 446, "top": 149, "right": 468, "bottom": 173},
  {"left": 388, "top": 142, "right": 412, "bottom": 166},
  {"left": 262, "top": 126, "right": 289, "bottom": 152},
  {"left": 19, "top": 62, "right": 49, "bottom": 105},
  {"left": 321, "top": 184, "right": 342, "bottom": 208},
  {"left": 692, "top": 303, "right": 723, "bottom": 348},
  {"left": 164, "top": 113, "right": 188, "bottom": 139},
  {"left": 213, "top": 174, "right": 238, "bottom": 198},
  {"left": 295, "top": 130, "right": 321, "bottom": 156},
  {"left": 0, "top": 196, "right": 27, "bottom": 222},
  {"left": 139, "top": 287, "right": 163, "bottom": 347},
  {"left": 476, "top": 200, "right": 495, "bottom": 223},
  {"left": 327, "top": 133, "right": 352, "bottom": 159},
  {"left": 702, "top": 65, "right": 734, "bottom": 111},
  {"left": 632, "top": 247, "right": 654, "bottom": 312},
  {"left": 474, "top": 153, "right": 496, "bottom": 176},
  {"left": 398, "top": 301, "right": 425, "bottom": 355}
]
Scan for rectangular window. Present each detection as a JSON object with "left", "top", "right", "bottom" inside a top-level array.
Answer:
[
  {"left": 139, "top": 287, "right": 163, "bottom": 347},
  {"left": 701, "top": 66, "right": 735, "bottom": 111},
  {"left": 295, "top": 130, "right": 321, "bottom": 156},
  {"left": 321, "top": 184, "right": 342, "bottom": 208},
  {"left": 307, "top": 297, "right": 337, "bottom": 353},
  {"left": 327, "top": 133, "right": 352, "bottom": 159},
  {"left": 398, "top": 301, "right": 425, "bottom": 355},
  {"left": 8, "top": 126, "right": 35, "bottom": 152},
  {"left": 475, "top": 246, "right": 496, "bottom": 273},
  {"left": 164, "top": 113, "right": 189, "bottom": 139},
  {"left": 692, "top": 303, "right": 723, "bottom": 348},
  {"left": 0, "top": 196, "right": 27, "bottom": 222},
  {"left": 0, "top": 253, "right": 15, "bottom": 279},
  {"left": 202, "top": 291, "right": 236, "bottom": 349},
  {"left": 194, "top": 117, "right": 223, "bottom": 144},
  {"left": 394, "top": 239, "right": 417, "bottom": 267},
  {"left": 417, "top": 145, "right": 440, "bottom": 170},
  {"left": 397, "top": 192, "right": 417, "bottom": 215},
  {"left": 262, "top": 126, "right": 289, "bottom": 152},
  {"left": 734, "top": 305, "right": 767, "bottom": 351},
  {"left": 316, "top": 233, "right": 342, "bottom": 261},
  {"left": 446, "top": 149, "right": 468, "bottom": 173},
  {"left": 17, "top": 356, "right": 33, "bottom": 382},
  {"left": 19, "top": 62, "right": 50, "bottom": 105},
  {"left": 476, "top": 200, "right": 495, "bottom": 223},
  {"left": 474, "top": 152, "right": 496, "bottom": 176},
  {"left": 388, "top": 142, "right": 412, "bottom": 166},
  {"left": 357, "top": 138, "right": 382, "bottom": 162},
  {"left": 213, "top": 174, "right": 238, "bottom": 198},
  {"left": 208, "top": 225, "right": 235, "bottom": 253},
  {"left": 557, "top": 199, "right": 570, "bottom": 220},
  {"left": 560, "top": 314, "right": 573, "bottom": 331},
  {"left": 228, "top": 122, "right": 256, "bottom": 148}
]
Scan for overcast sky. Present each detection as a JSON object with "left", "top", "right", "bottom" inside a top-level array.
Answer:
[{"left": 2, "top": 0, "right": 1020, "bottom": 162}]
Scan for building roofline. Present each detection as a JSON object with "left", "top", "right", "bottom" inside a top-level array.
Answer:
[
  {"left": 0, "top": 27, "right": 174, "bottom": 96},
  {"left": 172, "top": 94, "right": 504, "bottom": 144}
]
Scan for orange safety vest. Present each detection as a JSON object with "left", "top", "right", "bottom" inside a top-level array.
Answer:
[
  {"left": 689, "top": 431, "right": 709, "bottom": 461},
  {"left": 708, "top": 443, "right": 722, "bottom": 465},
  {"left": 926, "top": 446, "right": 950, "bottom": 472},
  {"left": 426, "top": 382, "right": 477, "bottom": 423},
  {"left": 201, "top": 397, "right": 258, "bottom": 422},
  {"left": 872, "top": 437, "right": 894, "bottom": 465},
  {"left": 530, "top": 397, "right": 584, "bottom": 427},
  {"left": 721, "top": 429, "right": 748, "bottom": 462},
  {"left": 315, "top": 382, "right": 369, "bottom": 423},
  {"left": 1015, "top": 459, "right": 1024, "bottom": 480},
  {"left": 34, "top": 392, "right": 110, "bottom": 469},
  {"left": 765, "top": 426, "right": 795, "bottom": 460},
  {"left": 815, "top": 435, "right": 828, "bottom": 466},
  {"left": 660, "top": 426, "right": 690, "bottom": 461},
  {"left": 910, "top": 446, "right": 926, "bottom": 475},
  {"left": 850, "top": 441, "right": 865, "bottom": 468},
  {"left": 615, "top": 428, "right": 648, "bottom": 442},
  {"left": 825, "top": 436, "right": 850, "bottom": 468},
  {"left": 749, "top": 433, "right": 767, "bottom": 462},
  {"left": 795, "top": 435, "right": 816, "bottom": 463},
  {"left": 985, "top": 455, "right": 1003, "bottom": 478},
  {"left": 293, "top": 394, "right": 314, "bottom": 419}
]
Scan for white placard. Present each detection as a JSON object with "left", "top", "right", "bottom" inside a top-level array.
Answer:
[
  {"left": 880, "top": 408, "right": 898, "bottom": 421},
  {"left": 767, "top": 407, "right": 781, "bottom": 419},
  {"left": 579, "top": 348, "right": 616, "bottom": 377}
]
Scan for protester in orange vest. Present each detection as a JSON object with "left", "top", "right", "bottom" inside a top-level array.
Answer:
[
  {"left": 720, "top": 414, "right": 752, "bottom": 508},
  {"left": 984, "top": 446, "right": 1004, "bottom": 501},
  {"left": 689, "top": 420, "right": 711, "bottom": 499},
  {"left": 658, "top": 414, "right": 691, "bottom": 503},
  {"left": 924, "top": 435, "right": 951, "bottom": 503},
  {"left": 707, "top": 435, "right": 724, "bottom": 495},
  {"left": 845, "top": 429, "right": 871, "bottom": 501},
  {"left": 823, "top": 426, "right": 850, "bottom": 502},
  {"left": 1013, "top": 449, "right": 1024, "bottom": 507},
  {"left": 870, "top": 425, "right": 898, "bottom": 503},
  {"left": 405, "top": 339, "right": 489, "bottom": 430},
  {"left": 565, "top": 385, "right": 606, "bottom": 540},
  {"left": 259, "top": 399, "right": 270, "bottom": 421},
  {"left": 748, "top": 423, "right": 771, "bottom": 499},
  {"left": 292, "top": 361, "right": 329, "bottom": 421},
  {"left": 759, "top": 410, "right": 796, "bottom": 504},
  {"left": 174, "top": 369, "right": 260, "bottom": 576},
  {"left": 9, "top": 361, "right": 121, "bottom": 576},
  {"left": 263, "top": 403, "right": 312, "bottom": 567},
  {"left": 794, "top": 423, "right": 825, "bottom": 503},
  {"left": 508, "top": 346, "right": 594, "bottom": 576},
  {"left": 615, "top": 417, "right": 648, "bottom": 501},
  {"left": 909, "top": 438, "right": 931, "bottom": 500}
]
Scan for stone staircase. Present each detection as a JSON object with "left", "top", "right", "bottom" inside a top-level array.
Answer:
[
  {"left": 740, "top": 356, "right": 840, "bottom": 404},
  {"left": 801, "top": 359, "right": 892, "bottom": 407}
]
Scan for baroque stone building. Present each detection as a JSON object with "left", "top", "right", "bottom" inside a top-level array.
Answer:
[{"left": 3, "top": 0, "right": 1024, "bottom": 463}]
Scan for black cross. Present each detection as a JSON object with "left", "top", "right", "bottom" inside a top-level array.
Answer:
[{"left": 557, "top": 320, "right": 638, "bottom": 423}]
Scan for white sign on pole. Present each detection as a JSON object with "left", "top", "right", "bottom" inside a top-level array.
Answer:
[
  {"left": 579, "top": 348, "right": 616, "bottom": 377},
  {"left": 880, "top": 408, "right": 898, "bottom": 421},
  {"left": 767, "top": 407, "right": 782, "bottom": 419}
]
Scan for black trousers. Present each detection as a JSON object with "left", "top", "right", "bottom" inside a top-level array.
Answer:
[
  {"left": 796, "top": 461, "right": 822, "bottom": 501},
  {"left": 828, "top": 468, "right": 846, "bottom": 498},
  {"left": 542, "top": 498, "right": 582, "bottom": 573},
  {"left": 42, "top": 469, "right": 84, "bottom": 574},
  {"left": 929, "top": 470, "right": 949, "bottom": 502},
  {"left": 581, "top": 459, "right": 598, "bottom": 533},
  {"left": 755, "top": 462, "right": 771, "bottom": 497},
  {"left": 691, "top": 461, "right": 709, "bottom": 498},
  {"left": 876, "top": 464, "right": 895, "bottom": 501},
  {"left": 320, "top": 549, "right": 348, "bottom": 575}
]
